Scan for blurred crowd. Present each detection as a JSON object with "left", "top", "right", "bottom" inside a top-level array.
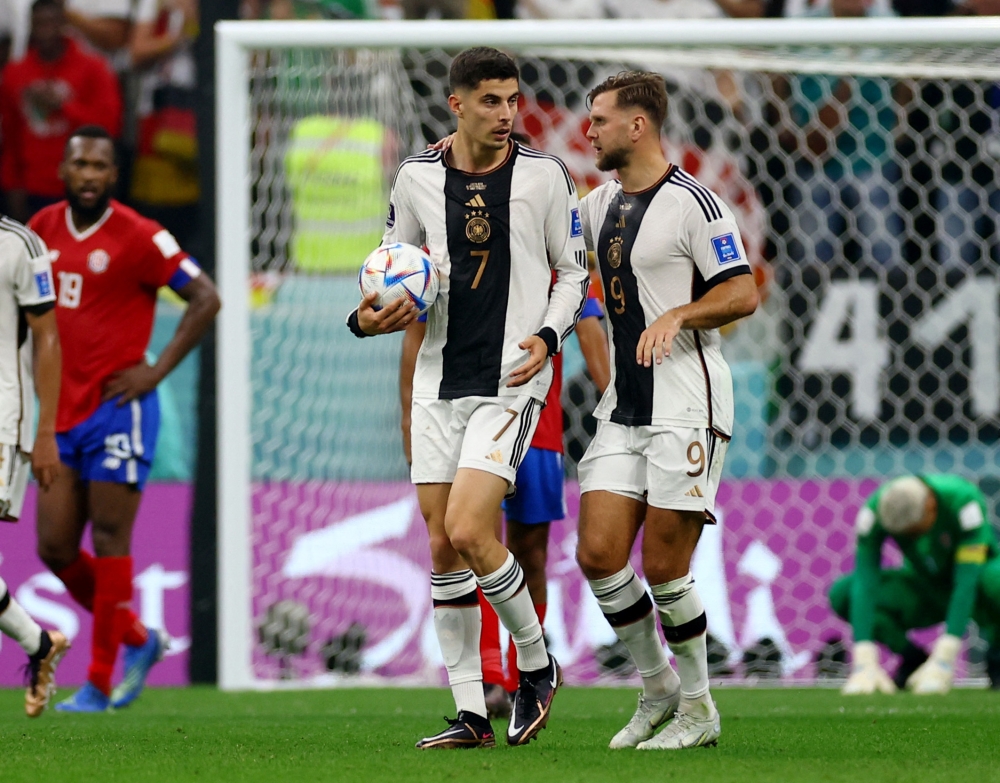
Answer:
[
  {"left": 1, "top": 0, "right": 998, "bottom": 270},
  {"left": 0, "top": 0, "right": 198, "bottom": 249}
]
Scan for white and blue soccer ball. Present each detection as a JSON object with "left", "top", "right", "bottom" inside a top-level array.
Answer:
[{"left": 359, "top": 242, "right": 439, "bottom": 315}]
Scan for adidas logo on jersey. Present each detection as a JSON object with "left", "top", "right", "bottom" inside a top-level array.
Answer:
[
  {"left": 465, "top": 194, "right": 487, "bottom": 208},
  {"left": 685, "top": 485, "right": 704, "bottom": 498},
  {"left": 487, "top": 450, "right": 504, "bottom": 463}
]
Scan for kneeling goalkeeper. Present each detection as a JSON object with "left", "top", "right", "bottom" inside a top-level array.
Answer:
[{"left": 832, "top": 474, "right": 1000, "bottom": 694}]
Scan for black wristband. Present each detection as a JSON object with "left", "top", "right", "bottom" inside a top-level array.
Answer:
[
  {"left": 536, "top": 327, "right": 558, "bottom": 357},
  {"left": 347, "top": 309, "right": 368, "bottom": 339}
]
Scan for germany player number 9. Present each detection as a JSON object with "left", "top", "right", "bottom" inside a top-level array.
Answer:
[
  {"left": 686, "top": 440, "right": 705, "bottom": 477},
  {"left": 609, "top": 275, "right": 625, "bottom": 314}
]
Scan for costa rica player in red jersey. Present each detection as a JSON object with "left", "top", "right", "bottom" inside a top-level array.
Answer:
[{"left": 28, "top": 125, "right": 220, "bottom": 712}]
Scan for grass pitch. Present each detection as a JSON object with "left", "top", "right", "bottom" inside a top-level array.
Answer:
[{"left": 0, "top": 687, "right": 997, "bottom": 782}]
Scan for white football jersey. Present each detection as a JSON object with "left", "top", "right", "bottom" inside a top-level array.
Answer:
[
  {"left": 381, "top": 142, "right": 589, "bottom": 401},
  {"left": 0, "top": 217, "right": 56, "bottom": 451},
  {"left": 579, "top": 166, "right": 752, "bottom": 434}
]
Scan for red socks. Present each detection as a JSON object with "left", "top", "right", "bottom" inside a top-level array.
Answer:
[
  {"left": 505, "top": 603, "right": 546, "bottom": 692},
  {"left": 55, "top": 550, "right": 97, "bottom": 611},
  {"left": 478, "top": 588, "right": 506, "bottom": 687},
  {"left": 55, "top": 551, "right": 147, "bottom": 648}
]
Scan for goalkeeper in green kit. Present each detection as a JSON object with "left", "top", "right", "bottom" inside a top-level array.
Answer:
[{"left": 830, "top": 475, "right": 1000, "bottom": 694}]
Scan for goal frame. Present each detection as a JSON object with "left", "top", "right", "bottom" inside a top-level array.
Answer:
[{"left": 215, "top": 17, "right": 1000, "bottom": 690}]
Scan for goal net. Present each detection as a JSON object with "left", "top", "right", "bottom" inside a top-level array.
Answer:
[{"left": 217, "top": 19, "right": 1000, "bottom": 689}]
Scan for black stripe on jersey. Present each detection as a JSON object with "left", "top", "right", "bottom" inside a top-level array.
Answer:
[
  {"left": 440, "top": 146, "right": 516, "bottom": 398},
  {"left": 691, "top": 264, "right": 753, "bottom": 302},
  {"left": 0, "top": 217, "right": 45, "bottom": 258},
  {"left": 675, "top": 169, "right": 722, "bottom": 223},
  {"left": 560, "top": 275, "right": 590, "bottom": 346},
  {"left": 672, "top": 170, "right": 722, "bottom": 221},
  {"left": 597, "top": 181, "right": 672, "bottom": 427},
  {"left": 693, "top": 330, "right": 714, "bottom": 432},
  {"left": 518, "top": 146, "right": 575, "bottom": 195},
  {"left": 509, "top": 399, "right": 536, "bottom": 468},
  {"left": 390, "top": 149, "right": 443, "bottom": 191}
]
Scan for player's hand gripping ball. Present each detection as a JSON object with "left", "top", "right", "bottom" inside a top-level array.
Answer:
[{"left": 359, "top": 243, "right": 439, "bottom": 316}]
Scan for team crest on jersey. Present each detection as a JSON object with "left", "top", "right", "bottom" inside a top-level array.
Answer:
[
  {"left": 88, "top": 249, "right": 111, "bottom": 274},
  {"left": 465, "top": 210, "right": 491, "bottom": 243},
  {"left": 386, "top": 203, "right": 396, "bottom": 228},
  {"left": 607, "top": 238, "right": 623, "bottom": 269},
  {"left": 711, "top": 233, "right": 740, "bottom": 265}
]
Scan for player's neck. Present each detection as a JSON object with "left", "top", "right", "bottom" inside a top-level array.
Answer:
[
  {"left": 448, "top": 133, "right": 510, "bottom": 174},
  {"left": 69, "top": 205, "right": 108, "bottom": 233},
  {"left": 617, "top": 148, "right": 670, "bottom": 194}
]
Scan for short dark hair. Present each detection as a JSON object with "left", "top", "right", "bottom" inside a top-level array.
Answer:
[
  {"left": 32, "top": 0, "right": 63, "bottom": 14},
  {"left": 449, "top": 47, "right": 519, "bottom": 93},
  {"left": 64, "top": 125, "right": 116, "bottom": 158},
  {"left": 588, "top": 71, "right": 668, "bottom": 130}
]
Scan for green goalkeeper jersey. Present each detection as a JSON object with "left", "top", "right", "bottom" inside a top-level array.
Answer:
[{"left": 851, "top": 474, "right": 999, "bottom": 642}]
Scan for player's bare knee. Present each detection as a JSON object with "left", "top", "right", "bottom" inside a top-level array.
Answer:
[
  {"left": 576, "top": 543, "right": 619, "bottom": 581},
  {"left": 444, "top": 521, "right": 486, "bottom": 562},
  {"left": 427, "top": 531, "right": 461, "bottom": 573}
]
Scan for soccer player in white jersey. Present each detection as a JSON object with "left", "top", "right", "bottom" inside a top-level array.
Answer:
[
  {"left": 347, "top": 47, "right": 589, "bottom": 748},
  {"left": 575, "top": 72, "right": 759, "bottom": 750},
  {"left": 0, "top": 214, "right": 71, "bottom": 716}
]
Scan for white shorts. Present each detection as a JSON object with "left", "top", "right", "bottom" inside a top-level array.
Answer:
[
  {"left": 578, "top": 421, "right": 729, "bottom": 520},
  {"left": 0, "top": 444, "right": 31, "bottom": 522},
  {"left": 410, "top": 395, "right": 543, "bottom": 487}
]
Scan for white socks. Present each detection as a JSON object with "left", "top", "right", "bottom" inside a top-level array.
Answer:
[
  {"left": 0, "top": 577, "right": 42, "bottom": 656},
  {"left": 651, "top": 573, "right": 712, "bottom": 716},
  {"left": 430, "top": 570, "right": 486, "bottom": 719},
  {"left": 589, "top": 564, "right": 679, "bottom": 700},
  {"left": 477, "top": 551, "right": 548, "bottom": 672}
]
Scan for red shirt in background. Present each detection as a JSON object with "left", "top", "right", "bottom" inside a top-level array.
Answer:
[
  {"left": 0, "top": 37, "right": 122, "bottom": 198},
  {"left": 29, "top": 200, "right": 185, "bottom": 431}
]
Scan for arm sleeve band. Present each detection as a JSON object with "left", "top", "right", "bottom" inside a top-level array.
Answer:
[{"left": 167, "top": 257, "right": 202, "bottom": 293}]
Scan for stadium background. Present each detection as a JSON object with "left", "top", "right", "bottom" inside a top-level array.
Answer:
[{"left": 1, "top": 5, "right": 999, "bottom": 691}]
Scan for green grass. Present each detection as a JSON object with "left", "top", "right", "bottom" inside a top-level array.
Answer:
[{"left": 0, "top": 687, "right": 998, "bottom": 782}]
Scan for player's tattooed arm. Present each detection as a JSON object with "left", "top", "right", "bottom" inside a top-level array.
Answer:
[
  {"left": 636, "top": 274, "right": 758, "bottom": 367},
  {"left": 25, "top": 308, "right": 61, "bottom": 489},
  {"left": 104, "top": 274, "right": 221, "bottom": 404}
]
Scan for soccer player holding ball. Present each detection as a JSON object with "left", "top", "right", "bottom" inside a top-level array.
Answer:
[
  {"left": 575, "top": 72, "right": 758, "bottom": 750},
  {"left": 348, "top": 48, "right": 589, "bottom": 748},
  {"left": 0, "top": 213, "right": 70, "bottom": 716},
  {"left": 833, "top": 475, "right": 1000, "bottom": 695},
  {"left": 29, "top": 126, "right": 220, "bottom": 712}
]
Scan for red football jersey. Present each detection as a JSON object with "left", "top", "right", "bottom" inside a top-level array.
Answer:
[
  {"left": 29, "top": 201, "right": 186, "bottom": 432},
  {"left": 530, "top": 281, "right": 603, "bottom": 453}
]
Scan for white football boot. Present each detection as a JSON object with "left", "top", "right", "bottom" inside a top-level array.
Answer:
[
  {"left": 636, "top": 703, "right": 721, "bottom": 750},
  {"left": 609, "top": 691, "right": 679, "bottom": 749}
]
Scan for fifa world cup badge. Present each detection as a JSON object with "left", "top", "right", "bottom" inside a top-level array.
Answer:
[
  {"left": 608, "top": 238, "right": 622, "bottom": 269},
  {"left": 465, "top": 211, "right": 491, "bottom": 243}
]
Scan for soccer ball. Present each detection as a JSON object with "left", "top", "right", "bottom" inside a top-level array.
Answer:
[{"left": 359, "top": 242, "right": 439, "bottom": 315}]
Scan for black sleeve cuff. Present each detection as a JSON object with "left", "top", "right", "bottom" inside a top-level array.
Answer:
[
  {"left": 21, "top": 301, "right": 55, "bottom": 316},
  {"left": 347, "top": 309, "right": 368, "bottom": 338},
  {"left": 536, "top": 327, "right": 558, "bottom": 357}
]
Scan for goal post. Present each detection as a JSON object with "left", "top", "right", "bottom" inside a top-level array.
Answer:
[{"left": 216, "top": 18, "right": 1000, "bottom": 690}]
